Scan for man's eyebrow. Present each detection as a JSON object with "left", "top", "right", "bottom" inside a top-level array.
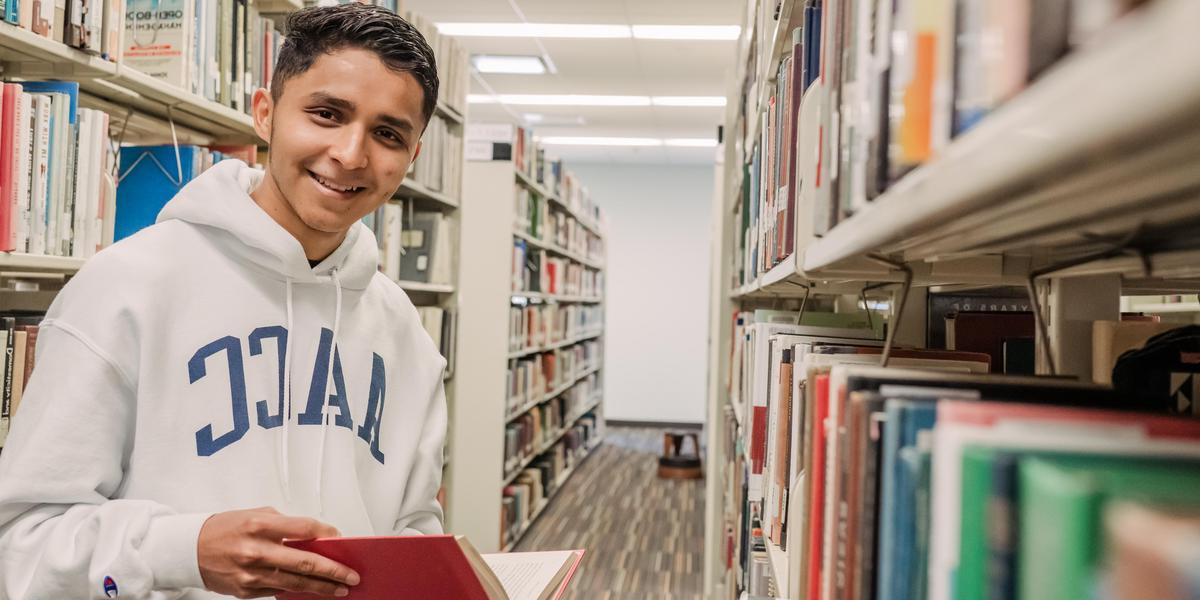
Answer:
[
  {"left": 379, "top": 114, "right": 416, "bottom": 134},
  {"left": 307, "top": 91, "right": 355, "bottom": 112}
]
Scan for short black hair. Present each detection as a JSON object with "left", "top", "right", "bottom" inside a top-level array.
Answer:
[{"left": 272, "top": 4, "right": 439, "bottom": 126}]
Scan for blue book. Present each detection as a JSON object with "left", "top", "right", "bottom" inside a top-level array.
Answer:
[
  {"left": 4, "top": 0, "right": 18, "bottom": 25},
  {"left": 18, "top": 82, "right": 79, "bottom": 125},
  {"left": 115, "top": 145, "right": 201, "bottom": 242},
  {"left": 877, "top": 400, "right": 938, "bottom": 600}
]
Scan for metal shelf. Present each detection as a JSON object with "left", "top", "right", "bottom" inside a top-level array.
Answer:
[
  {"left": 504, "top": 364, "right": 602, "bottom": 425},
  {"left": 511, "top": 291, "right": 604, "bottom": 304},
  {"left": 514, "top": 169, "right": 604, "bottom": 239},
  {"left": 436, "top": 101, "right": 466, "bottom": 126},
  {"left": 395, "top": 179, "right": 460, "bottom": 210},
  {"left": 501, "top": 398, "right": 603, "bottom": 486},
  {"left": 501, "top": 435, "right": 603, "bottom": 552},
  {"left": 396, "top": 280, "right": 455, "bottom": 294},
  {"left": 0, "top": 253, "right": 87, "bottom": 273}
]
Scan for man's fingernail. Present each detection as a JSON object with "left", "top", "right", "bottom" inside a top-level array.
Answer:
[
  {"left": 347, "top": 572, "right": 361, "bottom": 586},
  {"left": 335, "top": 587, "right": 349, "bottom": 597}
]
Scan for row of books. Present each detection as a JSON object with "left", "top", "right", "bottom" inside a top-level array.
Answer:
[
  {"left": 1, "top": 0, "right": 123, "bottom": 60},
  {"left": 510, "top": 127, "right": 604, "bottom": 236},
  {"left": 511, "top": 241, "right": 604, "bottom": 298},
  {"left": 0, "top": 81, "right": 116, "bottom": 257},
  {"left": 724, "top": 306, "right": 1199, "bottom": 600},
  {"left": 735, "top": 0, "right": 1150, "bottom": 285},
  {"left": 514, "top": 184, "right": 605, "bottom": 264},
  {"left": 507, "top": 303, "right": 603, "bottom": 354},
  {"left": 400, "top": 8, "right": 469, "bottom": 116},
  {"left": 501, "top": 412, "right": 600, "bottom": 548},
  {"left": 502, "top": 395, "right": 599, "bottom": 481},
  {"left": 415, "top": 306, "right": 454, "bottom": 368},
  {"left": 124, "top": 0, "right": 283, "bottom": 113},
  {"left": 407, "top": 114, "right": 462, "bottom": 199},
  {"left": 505, "top": 346, "right": 600, "bottom": 417},
  {"left": 0, "top": 313, "right": 42, "bottom": 449},
  {"left": 372, "top": 204, "right": 455, "bottom": 285}
]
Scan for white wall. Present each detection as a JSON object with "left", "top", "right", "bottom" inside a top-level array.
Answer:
[{"left": 569, "top": 163, "right": 714, "bottom": 424}]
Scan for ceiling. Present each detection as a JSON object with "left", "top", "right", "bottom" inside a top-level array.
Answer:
[{"left": 403, "top": 0, "right": 742, "bottom": 165}]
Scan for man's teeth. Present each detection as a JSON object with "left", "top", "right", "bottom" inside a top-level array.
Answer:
[{"left": 315, "top": 174, "right": 359, "bottom": 192}]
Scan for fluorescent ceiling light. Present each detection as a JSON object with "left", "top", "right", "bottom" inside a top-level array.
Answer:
[
  {"left": 538, "top": 137, "right": 719, "bottom": 148},
  {"left": 665, "top": 138, "right": 719, "bottom": 147},
  {"left": 438, "top": 23, "right": 629, "bottom": 38},
  {"left": 468, "top": 94, "right": 650, "bottom": 106},
  {"left": 437, "top": 22, "right": 740, "bottom": 41},
  {"left": 468, "top": 94, "right": 723, "bottom": 107},
  {"left": 471, "top": 55, "right": 547, "bottom": 74},
  {"left": 631, "top": 25, "right": 741, "bottom": 40},
  {"left": 652, "top": 96, "right": 727, "bottom": 107},
  {"left": 541, "top": 137, "right": 662, "bottom": 147}
]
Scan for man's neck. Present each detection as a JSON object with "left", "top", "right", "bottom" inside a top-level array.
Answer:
[{"left": 250, "top": 167, "right": 347, "bottom": 262}]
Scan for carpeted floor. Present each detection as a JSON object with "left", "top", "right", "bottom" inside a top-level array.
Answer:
[{"left": 513, "top": 425, "right": 706, "bottom": 599}]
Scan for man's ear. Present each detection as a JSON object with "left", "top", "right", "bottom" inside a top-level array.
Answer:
[
  {"left": 410, "top": 140, "right": 423, "bottom": 169},
  {"left": 251, "top": 88, "right": 274, "bottom": 143}
]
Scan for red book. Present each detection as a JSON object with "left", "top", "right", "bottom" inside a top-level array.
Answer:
[
  {"left": 806, "top": 373, "right": 831, "bottom": 600},
  {"left": 280, "top": 535, "right": 584, "bottom": 600},
  {"left": 0, "top": 83, "right": 18, "bottom": 252}
]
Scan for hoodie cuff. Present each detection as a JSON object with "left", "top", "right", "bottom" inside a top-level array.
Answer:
[{"left": 142, "top": 512, "right": 212, "bottom": 590}]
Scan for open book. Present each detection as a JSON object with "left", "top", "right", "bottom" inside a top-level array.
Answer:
[{"left": 278, "top": 535, "right": 585, "bottom": 600}]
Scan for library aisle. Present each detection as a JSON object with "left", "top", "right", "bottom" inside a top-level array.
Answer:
[{"left": 1, "top": 0, "right": 1199, "bottom": 599}]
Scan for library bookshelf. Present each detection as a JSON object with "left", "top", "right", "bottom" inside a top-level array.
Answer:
[
  {"left": 452, "top": 126, "right": 607, "bottom": 553},
  {"left": 704, "top": 0, "right": 1200, "bottom": 598}
]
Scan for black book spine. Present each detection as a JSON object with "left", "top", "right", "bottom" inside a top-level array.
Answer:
[{"left": 1, "top": 317, "right": 15, "bottom": 432}]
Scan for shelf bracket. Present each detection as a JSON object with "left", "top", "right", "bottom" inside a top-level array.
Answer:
[{"left": 865, "top": 254, "right": 914, "bottom": 368}]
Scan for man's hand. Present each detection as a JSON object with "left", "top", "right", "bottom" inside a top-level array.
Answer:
[{"left": 197, "top": 507, "right": 360, "bottom": 599}]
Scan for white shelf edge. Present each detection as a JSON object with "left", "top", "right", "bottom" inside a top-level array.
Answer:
[
  {"left": 1130, "top": 302, "right": 1200, "bottom": 314},
  {"left": 395, "top": 179, "right": 460, "bottom": 209},
  {"left": 0, "top": 252, "right": 88, "bottom": 272},
  {"left": 511, "top": 291, "right": 604, "bottom": 304},
  {"left": 396, "top": 280, "right": 455, "bottom": 294},
  {"left": 512, "top": 229, "right": 604, "bottom": 270},
  {"left": 766, "top": 542, "right": 789, "bottom": 597},
  {"left": 507, "top": 330, "right": 603, "bottom": 360},
  {"left": 436, "top": 101, "right": 466, "bottom": 126},
  {"left": 513, "top": 169, "right": 604, "bottom": 238}
]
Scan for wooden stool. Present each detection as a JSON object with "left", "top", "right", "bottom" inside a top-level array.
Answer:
[{"left": 658, "top": 431, "right": 703, "bottom": 479}]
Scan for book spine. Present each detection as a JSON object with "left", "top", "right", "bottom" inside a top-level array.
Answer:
[{"left": 1, "top": 318, "right": 15, "bottom": 444}]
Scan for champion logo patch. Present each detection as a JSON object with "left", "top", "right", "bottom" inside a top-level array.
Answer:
[{"left": 102, "top": 576, "right": 118, "bottom": 598}]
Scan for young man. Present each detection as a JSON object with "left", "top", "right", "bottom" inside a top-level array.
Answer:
[{"left": 0, "top": 5, "right": 445, "bottom": 598}]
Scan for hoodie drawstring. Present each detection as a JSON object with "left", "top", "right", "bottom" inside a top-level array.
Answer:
[
  {"left": 280, "top": 277, "right": 295, "bottom": 503},
  {"left": 315, "top": 267, "right": 343, "bottom": 517}
]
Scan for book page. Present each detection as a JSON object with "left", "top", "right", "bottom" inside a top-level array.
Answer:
[{"left": 481, "top": 551, "right": 577, "bottom": 600}]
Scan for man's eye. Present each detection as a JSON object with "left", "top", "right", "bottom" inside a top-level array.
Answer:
[{"left": 314, "top": 110, "right": 336, "bottom": 121}]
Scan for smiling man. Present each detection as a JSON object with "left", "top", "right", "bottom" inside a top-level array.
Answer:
[{"left": 0, "top": 5, "right": 446, "bottom": 599}]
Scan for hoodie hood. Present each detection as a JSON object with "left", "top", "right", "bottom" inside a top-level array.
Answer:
[{"left": 156, "top": 159, "right": 380, "bottom": 291}]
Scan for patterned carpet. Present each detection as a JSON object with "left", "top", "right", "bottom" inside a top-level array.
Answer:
[{"left": 514, "top": 425, "right": 706, "bottom": 599}]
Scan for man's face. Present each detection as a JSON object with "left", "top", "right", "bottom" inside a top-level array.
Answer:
[{"left": 253, "top": 47, "right": 425, "bottom": 236}]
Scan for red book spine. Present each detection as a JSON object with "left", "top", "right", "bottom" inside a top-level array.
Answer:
[
  {"left": 807, "top": 374, "right": 831, "bottom": 600},
  {"left": 750, "top": 405, "right": 768, "bottom": 474},
  {"left": 0, "top": 84, "right": 18, "bottom": 252}
]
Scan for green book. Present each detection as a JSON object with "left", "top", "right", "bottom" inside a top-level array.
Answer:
[
  {"left": 956, "top": 446, "right": 995, "bottom": 600},
  {"left": 1019, "top": 455, "right": 1200, "bottom": 600}
]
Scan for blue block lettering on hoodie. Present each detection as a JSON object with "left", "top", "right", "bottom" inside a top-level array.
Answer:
[
  {"left": 357, "top": 353, "right": 387, "bottom": 464},
  {"left": 191, "top": 328, "right": 388, "bottom": 464},
  {"left": 249, "top": 326, "right": 288, "bottom": 429},
  {"left": 298, "top": 328, "right": 354, "bottom": 430},
  {"left": 190, "top": 336, "right": 250, "bottom": 456}
]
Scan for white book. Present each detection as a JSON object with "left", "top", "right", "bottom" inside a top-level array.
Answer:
[
  {"left": 87, "top": 111, "right": 109, "bottom": 256},
  {"left": 380, "top": 203, "right": 403, "bottom": 281},
  {"left": 55, "top": 94, "right": 76, "bottom": 257},
  {"left": 123, "top": 0, "right": 195, "bottom": 88},
  {"left": 28, "top": 95, "right": 50, "bottom": 256},
  {"left": 12, "top": 92, "right": 33, "bottom": 254},
  {"left": 70, "top": 109, "right": 92, "bottom": 258}
]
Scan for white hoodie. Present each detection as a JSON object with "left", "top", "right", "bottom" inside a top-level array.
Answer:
[{"left": 0, "top": 160, "right": 447, "bottom": 599}]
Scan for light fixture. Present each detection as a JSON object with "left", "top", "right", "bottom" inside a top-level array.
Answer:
[
  {"left": 467, "top": 94, "right": 724, "bottom": 107},
  {"left": 664, "top": 138, "right": 719, "bottom": 147},
  {"left": 437, "top": 22, "right": 740, "bottom": 41},
  {"left": 540, "top": 137, "right": 662, "bottom": 147},
  {"left": 471, "top": 55, "right": 548, "bottom": 74},
  {"left": 652, "top": 96, "right": 727, "bottom": 107},
  {"left": 537, "top": 137, "right": 719, "bottom": 148},
  {"left": 631, "top": 25, "right": 741, "bottom": 40},
  {"left": 437, "top": 23, "right": 630, "bottom": 38}
]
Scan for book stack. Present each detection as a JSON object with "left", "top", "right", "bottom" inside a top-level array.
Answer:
[
  {"left": 408, "top": 114, "right": 462, "bottom": 198},
  {"left": 124, "top": 0, "right": 284, "bottom": 113},
  {"left": 415, "top": 306, "right": 454, "bottom": 365},
  {"left": 732, "top": 0, "right": 1150, "bottom": 287},
  {"left": 1, "top": 0, "right": 125, "bottom": 61},
  {"left": 502, "top": 413, "right": 599, "bottom": 548},
  {"left": 721, "top": 301, "right": 1200, "bottom": 600},
  {"left": 0, "top": 81, "right": 116, "bottom": 258},
  {"left": 373, "top": 204, "right": 455, "bottom": 285},
  {"left": 508, "top": 303, "right": 603, "bottom": 354},
  {"left": 0, "top": 313, "right": 43, "bottom": 450}
]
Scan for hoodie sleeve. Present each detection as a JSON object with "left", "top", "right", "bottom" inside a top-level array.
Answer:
[
  {"left": 0, "top": 323, "right": 210, "bottom": 600},
  {"left": 392, "top": 369, "right": 447, "bottom": 536}
]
